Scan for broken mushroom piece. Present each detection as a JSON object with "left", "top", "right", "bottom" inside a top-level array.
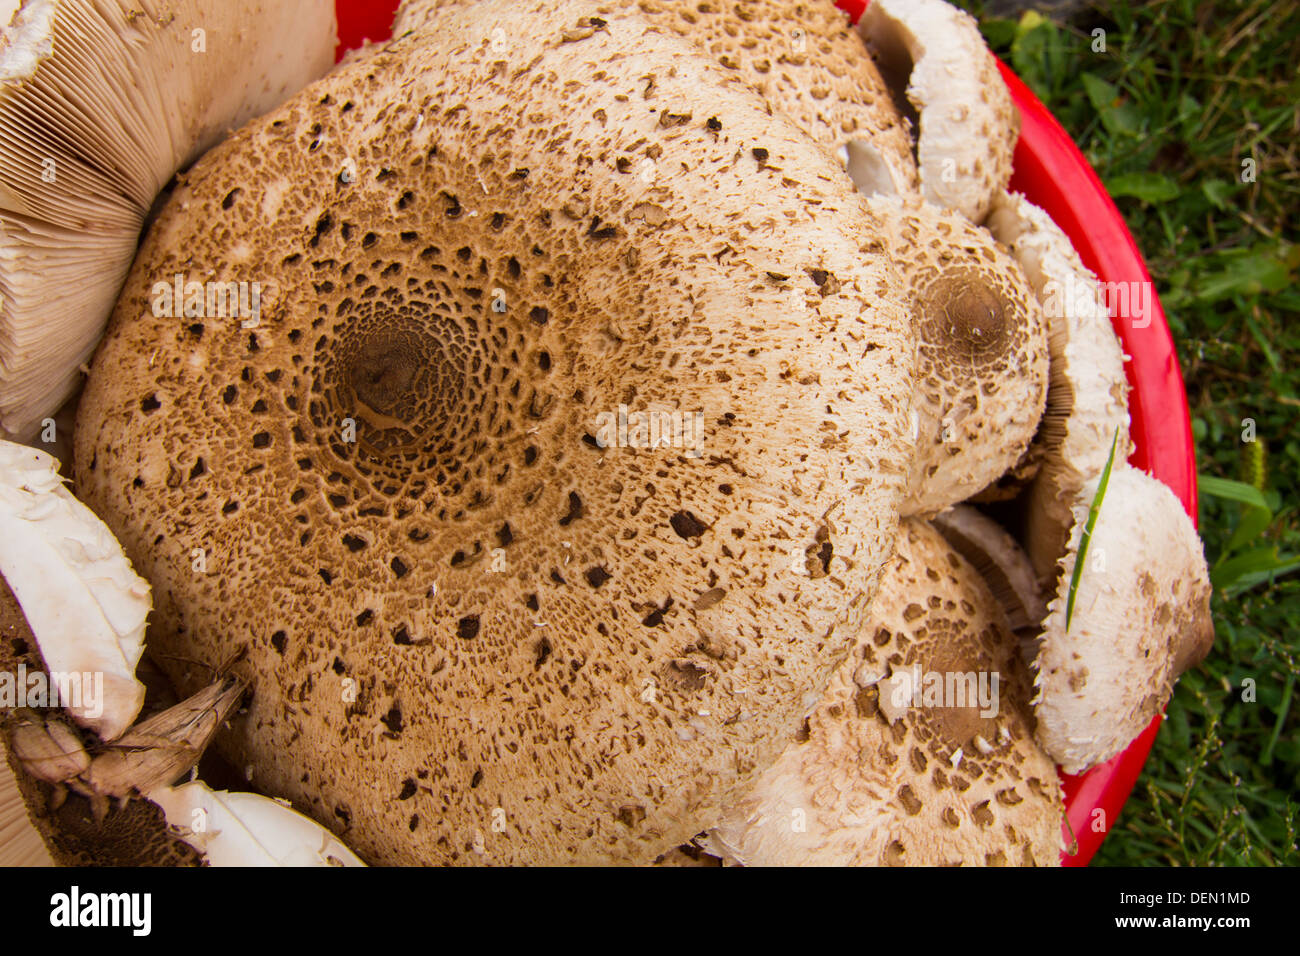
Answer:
[
  {"left": 76, "top": 0, "right": 918, "bottom": 866},
  {"left": 0, "top": 0, "right": 338, "bottom": 441},
  {"left": 859, "top": 0, "right": 1019, "bottom": 222},
  {"left": 150, "top": 783, "right": 365, "bottom": 867},
  {"left": 986, "top": 191, "right": 1132, "bottom": 582},
  {"left": 1033, "top": 464, "right": 1214, "bottom": 774},
  {"left": 933, "top": 503, "right": 1047, "bottom": 651},
  {"left": 396, "top": 0, "right": 919, "bottom": 196},
  {"left": 0, "top": 441, "right": 148, "bottom": 739},
  {"left": 704, "top": 519, "right": 1064, "bottom": 867},
  {"left": 877, "top": 198, "right": 1048, "bottom": 517}
]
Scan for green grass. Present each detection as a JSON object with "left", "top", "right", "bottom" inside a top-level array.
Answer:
[{"left": 959, "top": 0, "right": 1300, "bottom": 865}]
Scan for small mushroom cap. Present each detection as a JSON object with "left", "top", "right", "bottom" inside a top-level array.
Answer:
[
  {"left": 1033, "top": 464, "right": 1214, "bottom": 774},
  {"left": 0, "top": 0, "right": 338, "bottom": 441},
  {"left": 706, "top": 519, "right": 1063, "bottom": 867},
  {"left": 859, "top": 0, "right": 1019, "bottom": 222},
  {"left": 873, "top": 197, "right": 1049, "bottom": 516},
  {"left": 933, "top": 504, "right": 1047, "bottom": 641},
  {"left": 76, "top": 0, "right": 918, "bottom": 865},
  {"left": 986, "top": 191, "right": 1132, "bottom": 582}
]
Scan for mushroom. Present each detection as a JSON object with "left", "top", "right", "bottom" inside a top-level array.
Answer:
[
  {"left": 0, "top": 0, "right": 339, "bottom": 441},
  {"left": 858, "top": 0, "right": 1019, "bottom": 222},
  {"left": 0, "top": 441, "right": 149, "bottom": 739},
  {"left": 932, "top": 503, "right": 1047, "bottom": 651},
  {"left": 397, "top": 0, "right": 919, "bottom": 196},
  {"left": 1033, "top": 464, "right": 1214, "bottom": 773},
  {"left": 876, "top": 197, "right": 1049, "bottom": 517},
  {"left": 75, "top": 0, "right": 918, "bottom": 865},
  {"left": 703, "top": 519, "right": 1063, "bottom": 866},
  {"left": 986, "top": 191, "right": 1132, "bottom": 581},
  {"left": 150, "top": 783, "right": 366, "bottom": 867}
]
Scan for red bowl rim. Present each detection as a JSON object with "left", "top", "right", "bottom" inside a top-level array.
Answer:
[{"left": 332, "top": 0, "right": 1199, "bottom": 867}]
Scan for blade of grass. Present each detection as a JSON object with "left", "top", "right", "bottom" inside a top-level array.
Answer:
[{"left": 1066, "top": 429, "right": 1120, "bottom": 631}]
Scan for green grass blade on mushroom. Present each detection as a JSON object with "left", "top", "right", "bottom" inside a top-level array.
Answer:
[
  {"left": 984, "top": 191, "right": 1133, "bottom": 584},
  {"left": 1064, "top": 429, "right": 1119, "bottom": 632},
  {"left": 1031, "top": 463, "right": 1214, "bottom": 775}
]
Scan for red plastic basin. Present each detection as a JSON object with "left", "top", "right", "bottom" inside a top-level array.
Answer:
[{"left": 334, "top": 0, "right": 1198, "bottom": 867}]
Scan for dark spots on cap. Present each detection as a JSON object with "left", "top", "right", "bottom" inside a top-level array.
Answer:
[
  {"left": 457, "top": 615, "right": 480, "bottom": 640},
  {"left": 670, "top": 510, "right": 708, "bottom": 539},
  {"left": 381, "top": 705, "right": 403, "bottom": 734}
]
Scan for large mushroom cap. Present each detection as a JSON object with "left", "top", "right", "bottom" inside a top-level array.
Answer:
[
  {"left": 1033, "top": 464, "right": 1214, "bottom": 774},
  {"left": 75, "top": 0, "right": 918, "bottom": 865},
  {"left": 0, "top": 0, "right": 338, "bottom": 442},
  {"left": 705, "top": 519, "right": 1063, "bottom": 867},
  {"left": 876, "top": 198, "right": 1048, "bottom": 516},
  {"left": 859, "top": 0, "right": 1018, "bottom": 222},
  {"left": 397, "top": 0, "right": 919, "bottom": 195},
  {"left": 986, "top": 191, "right": 1132, "bottom": 582}
]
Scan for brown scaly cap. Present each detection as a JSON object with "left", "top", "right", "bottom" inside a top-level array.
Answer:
[
  {"left": 704, "top": 519, "right": 1063, "bottom": 866},
  {"left": 1033, "top": 465, "right": 1214, "bottom": 774},
  {"left": 396, "top": 0, "right": 919, "bottom": 194},
  {"left": 872, "top": 198, "right": 1048, "bottom": 517},
  {"left": 75, "top": 0, "right": 918, "bottom": 865}
]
